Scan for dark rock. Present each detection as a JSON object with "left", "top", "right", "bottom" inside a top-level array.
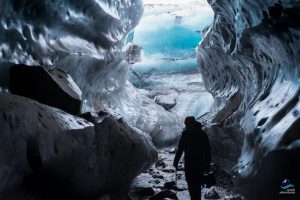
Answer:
[
  {"left": 155, "top": 160, "right": 166, "bottom": 168},
  {"left": 130, "top": 187, "right": 155, "bottom": 198},
  {"left": 177, "top": 165, "right": 184, "bottom": 171},
  {"left": 204, "top": 188, "right": 220, "bottom": 199},
  {"left": 152, "top": 174, "right": 164, "bottom": 179},
  {"left": 154, "top": 179, "right": 161, "bottom": 184},
  {"left": 149, "top": 169, "right": 155, "bottom": 175},
  {"left": 149, "top": 179, "right": 161, "bottom": 185},
  {"left": 149, "top": 190, "right": 178, "bottom": 200},
  {"left": 151, "top": 170, "right": 161, "bottom": 175},
  {"left": 268, "top": 4, "right": 283, "bottom": 19},
  {"left": 79, "top": 112, "right": 99, "bottom": 123},
  {"left": 9, "top": 65, "right": 82, "bottom": 115},
  {"left": 168, "top": 148, "right": 176, "bottom": 154},
  {"left": 98, "top": 110, "right": 109, "bottom": 116},
  {"left": 176, "top": 173, "right": 182, "bottom": 180},
  {"left": 162, "top": 168, "right": 175, "bottom": 173},
  {"left": 211, "top": 163, "right": 234, "bottom": 188},
  {"left": 148, "top": 168, "right": 154, "bottom": 173},
  {"left": 0, "top": 93, "right": 158, "bottom": 199},
  {"left": 164, "top": 181, "right": 176, "bottom": 190}
]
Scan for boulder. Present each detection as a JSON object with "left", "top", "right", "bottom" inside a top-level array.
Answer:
[
  {"left": 154, "top": 95, "right": 176, "bottom": 111},
  {"left": 9, "top": 65, "right": 82, "bottom": 115},
  {"left": 79, "top": 112, "right": 99, "bottom": 123},
  {"left": 149, "top": 190, "right": 178, "bottom": 200},
  {"left": 149, "top": 179, "right": 161, "bottom": 185},
  {"left": 162, "top": 168, "right": 175, "bottom": 173},
  {"left": 155, "top": 160, "right": 166, "bottom": 168},
  {"left": 163, "top": 181, "right": 177, "bottom": 190},
  {"left": 152, "top": 174, "right": 164, "bottom": 180},
  {"left": 130, "top": 187, "right": 155, "bottom": 198},
  {"left": 0, "top": 93, "right": 157, "bottom": 199},
  {"left": 204, "top": 188, "right": 220, "bottom": 199},
  {"left": 93, "top": 116, "right": 158, "bottom": 193}
]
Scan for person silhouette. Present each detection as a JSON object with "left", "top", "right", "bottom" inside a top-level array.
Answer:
[{"left": 173, "top": 116, "right": 211, "bottom": 200}]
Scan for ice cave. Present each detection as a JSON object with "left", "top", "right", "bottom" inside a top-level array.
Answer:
[{"left": 0, "top": 0, "right": 300, "bottom": 199}]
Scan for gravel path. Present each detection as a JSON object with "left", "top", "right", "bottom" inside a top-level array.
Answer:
[{"left": 130, "top": 148, "right": 246, "bottom": 200}]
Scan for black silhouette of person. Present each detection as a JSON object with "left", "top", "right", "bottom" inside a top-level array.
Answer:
[{"left": 173, "top": 116, "right": 211, "bottom": 200}]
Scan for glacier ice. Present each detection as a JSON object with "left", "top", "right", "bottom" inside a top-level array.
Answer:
[
  {"left": 198, "top": 0, "right": 300, "bottom": 198},
  {"left": 128, "top": 0, "right": 215, "bottom": 119},
  {"left": 0, "top": 0, "right": 185, "bottom": 146}
]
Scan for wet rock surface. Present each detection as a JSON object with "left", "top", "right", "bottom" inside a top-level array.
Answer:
[
  {"left": 130, "top": 187, "right": 155, "bottom": 199},
  {"left": 149, "top": 190, "right": 178, "bottom": 200},
  {"left": 204, "top": 188, "right": 220, "bottom": 199},
  {"left": 9, "top": 64, "right": 82, "bottom": 115},
  {"left": 0, "top": 93, "right": 157, "bottom": 199},
  {"left": 131, "top": 149, "right": 245, "bottom": 200}
]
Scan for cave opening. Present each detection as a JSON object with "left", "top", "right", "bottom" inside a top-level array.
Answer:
[{"left": 125, "top": 0, "right": 215, "bottom": 118}]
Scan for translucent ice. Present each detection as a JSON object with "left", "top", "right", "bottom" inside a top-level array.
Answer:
[{"left": 128, "top": 0, "right": 214, "bottom": 119}]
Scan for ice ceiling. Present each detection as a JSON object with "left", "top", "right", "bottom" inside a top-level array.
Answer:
[{"left": 127, "top": 0, "right": 215, "bottom": 118}]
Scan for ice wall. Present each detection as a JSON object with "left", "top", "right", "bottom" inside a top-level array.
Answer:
[
  {"left": 0, "top": 0, "right": 143, "bottom": 65},
  {"left": 198, "top": 0, "right": 300, "bottom": 198},
  {"left": 0, "top": 0, "right": 182, "bottom": 145}
]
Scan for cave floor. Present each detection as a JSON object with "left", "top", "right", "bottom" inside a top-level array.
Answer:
[{"left": 131, "top": 148, "right": 245, "bottom": 200}]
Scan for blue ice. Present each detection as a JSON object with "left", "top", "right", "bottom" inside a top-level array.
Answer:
[
  {"left": 128, "top": 1, "right": 214, "bottom": 74},
  {"left": 127, "top": 1, "right": 215, "bottom": 118}
]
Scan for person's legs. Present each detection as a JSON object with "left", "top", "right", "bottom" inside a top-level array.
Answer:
[
  {"left": 185, "top": 164, "right": 202, "bottom": 200},
  {"left": 185, "top": 174, "right": 196, "bottom": 199}
]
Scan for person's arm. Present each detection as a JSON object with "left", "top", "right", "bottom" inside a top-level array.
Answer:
[
  {"left": 173, "top": 132, "right": 185, "bottom": 169},
  {"left": 203, "top": 132, "right": 211, "bottom": 172}
]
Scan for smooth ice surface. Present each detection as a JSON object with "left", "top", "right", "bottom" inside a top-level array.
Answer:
[
  {"left": 130, "top": 57, "right": 198, "bottom": 74},
  {"left": 130, "top": 0, "right": 214, "bottom": 62},
  {"left": 133, "top": 17, "right": 201, "bottom": 58},
  {"left": 197, "top": 0, "right": 300, "bottom": 198}
]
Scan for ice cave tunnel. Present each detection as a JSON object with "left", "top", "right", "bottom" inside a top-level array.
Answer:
[
  {"left": 0, "top": 0, "right": 300, "bottom": 199},
  {"left": 126, "top": 0, "right": 215, "bottom": 122}
]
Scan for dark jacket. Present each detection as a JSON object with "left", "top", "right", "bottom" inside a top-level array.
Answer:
[{"left": 174, "top": 122, "right": 211, "bottom": 171}]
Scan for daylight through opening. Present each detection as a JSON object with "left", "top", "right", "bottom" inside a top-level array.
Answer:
[{"left": 125, "top": 0, "right": 215, "bottom": 118}]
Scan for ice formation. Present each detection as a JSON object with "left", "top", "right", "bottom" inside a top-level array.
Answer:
[
  {"left": 128, "top": 0, "right": 215, "bottom": 119},
  {"left": 0, "top": 0, "right": 184, "bottom": 146},
  {"left": 198, "top": 0, "right": 300, "bottom": 198}
]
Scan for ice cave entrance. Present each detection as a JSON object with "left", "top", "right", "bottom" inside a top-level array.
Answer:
[{"left": 126, "top": 0, "right": 215, "bottom": 118}]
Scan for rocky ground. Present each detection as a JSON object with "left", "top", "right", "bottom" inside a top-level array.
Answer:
[{"left": 129, "top": 148, "right": 245, "bottom": 200}]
